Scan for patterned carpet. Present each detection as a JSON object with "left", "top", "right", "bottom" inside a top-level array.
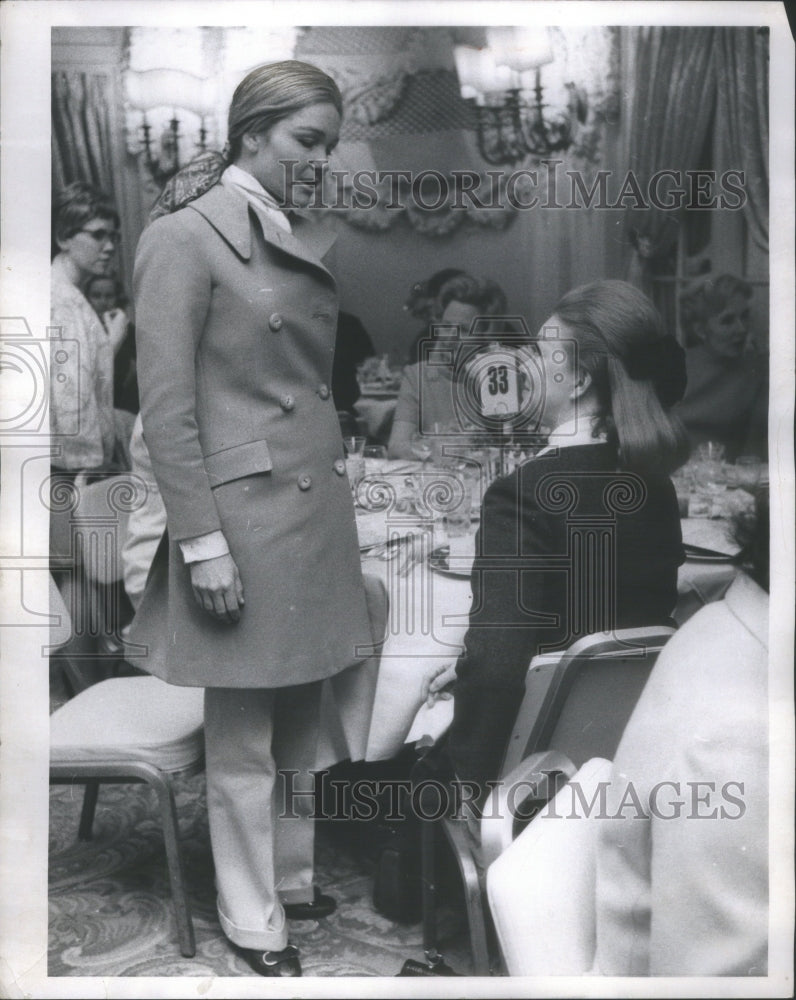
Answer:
[{"left": 48, "top": 765, "right": 476, "bottom": 979}]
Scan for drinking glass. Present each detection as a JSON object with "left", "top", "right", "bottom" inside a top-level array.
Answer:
[
  {"left": 363, "top": 444, "right": 388, "bottom": 474},
  {"left": 343, "top": 437, "right": 366, "bottom": 493},
  {"left": 410, "top": 431, "right": 433, "bottom": 463},
  {"left": 729, "top": 455, "right": 762, "bottom": 491},
  {"left": 343, "top": 436, "right": 366, "bottom": 457},
  {"left": 695, "top": 441, "right": 726, "bottom": 464}
]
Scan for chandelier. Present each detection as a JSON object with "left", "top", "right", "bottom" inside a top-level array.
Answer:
[
  {"left": 126, "top": 70, "right": 212, "bottom": 185},
  {"left": 124, "top": 27, "right": 300, "bottom": 187},
  {"left": 454, "top": 27, "right": 588, "bottom": 165}
]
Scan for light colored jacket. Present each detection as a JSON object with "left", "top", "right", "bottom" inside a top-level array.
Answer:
[
  {"left": 594, "top": 572, "right": 769, "bottom": 976},
  {"left": 128, "top": 184, "right": 372, "bottom": 688}
]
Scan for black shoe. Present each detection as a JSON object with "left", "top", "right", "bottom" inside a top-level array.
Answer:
[
  {"left": 241, "top": 944, "right": 301, "bottom": 977},
  {"left": 283, "top": 886, "right": 337, "bottom": 920}
]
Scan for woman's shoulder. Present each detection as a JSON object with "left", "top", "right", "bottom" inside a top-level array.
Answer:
[{"left": 136, "top": 196, "right": 226, "bottom": 263}]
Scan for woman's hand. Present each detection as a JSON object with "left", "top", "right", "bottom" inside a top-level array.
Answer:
[
  {"left": 421, "top": 661, "right": 457, "bottom": 707},
  {"left": 103, "top": 308, "right": 129, "bottom": 355},
  {"left": 189, "top": 553, "right": 245, "bottom": 624}
]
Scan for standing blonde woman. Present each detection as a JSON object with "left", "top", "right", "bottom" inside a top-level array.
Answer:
[{"left": 130, "top": 61, "right": 372, "bottom": 976}]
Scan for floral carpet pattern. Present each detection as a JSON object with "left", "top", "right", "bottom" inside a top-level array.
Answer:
[{"left": 48, "top": 770, "right": 474, "bottom": 978}]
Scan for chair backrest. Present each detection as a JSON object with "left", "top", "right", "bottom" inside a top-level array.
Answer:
[
  {"left": 487, "top": 756, "right": 612, "bottom": 976},
  {"left": 502, "top": 626, "right": 675, "bottom": 776},
  {"left": 49, "top": 573, "right": 73, "bottom": 651},
  {"left": 71, "top": 473, "right": 149, "bottom": 585}
]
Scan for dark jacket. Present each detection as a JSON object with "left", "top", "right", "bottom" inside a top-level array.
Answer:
[{"left": 448, "top": 442, "right": 684, "bottom": 786}]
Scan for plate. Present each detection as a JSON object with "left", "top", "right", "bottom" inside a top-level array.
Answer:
[
  {"left": 680, "top": 518, "right": 740, "bottom": 560},
  {"left": 428, "top": 545, "right": 475, "bottom": 578},
  {"left": 358, "top": 383, "right": 400, "bottom": 398},
  {"left": 683, "top": 544, "right": 736, "bottom": 564}
]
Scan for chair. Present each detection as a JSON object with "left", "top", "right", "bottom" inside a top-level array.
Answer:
[
  {"left": 418, "top": 625, "right": 676, "bottom": 976},
  {"left": 49, "top": 601, "right": 205, "bottom": 958},
  {"left": 54, "top": 472, "right": 148, "bottom": 686},
  {"left": 486, "top": 757, "right": 613, "bottom": 975},
  {"left": 49, "top": 571, "right": 388, "bottom": 961}
]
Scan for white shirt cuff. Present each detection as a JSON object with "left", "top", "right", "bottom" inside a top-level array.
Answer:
[{"left": 180, "top": 530, "right": 230, "bottom": 564}]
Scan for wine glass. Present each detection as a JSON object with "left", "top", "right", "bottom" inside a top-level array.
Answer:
[
  {"left": 343, "top": 436, "right": 366, "bottom": 458},
  {"left": 363, "top": 444, "right": 388, "bottom": 474}
]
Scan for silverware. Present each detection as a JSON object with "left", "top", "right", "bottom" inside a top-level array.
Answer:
[{"left": 397, "top": 535, "right": 426, "bottom": 577}]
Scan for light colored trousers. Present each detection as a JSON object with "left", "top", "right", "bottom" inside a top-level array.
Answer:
[{"left": 204, "top": 682, "right": 322, "bottom": 951}]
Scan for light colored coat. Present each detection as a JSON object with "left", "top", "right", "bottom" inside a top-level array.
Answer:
[
  {"left": 128, "top": 184, "right": 372, "bottom": 688},
  {"left": 594, "top": 572, "right": 769, "bottom": 976}
]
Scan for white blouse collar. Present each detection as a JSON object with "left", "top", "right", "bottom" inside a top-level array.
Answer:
[{"left": 536, "top": 416, "right": 608, "bottom": 457}]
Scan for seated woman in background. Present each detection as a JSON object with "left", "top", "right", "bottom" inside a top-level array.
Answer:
[
  {"left": 674, "top": 273, "right": 768, "bottom": 460},
  {"left": 404, "top": 267, "right": 466, "bottom": 366},
  {"left": 387, "top": 273, "right": 508, "bottom": 458},
  {"left": 423, "top": 279, "right": 690, "bottom": 801},
  {"left": 85, "top": 273, "right": 140, "bottom": 416},
  {"left": 593, "top": 487, "right": 769, "bottom": 976},
  {"left": 50, "top": 182, "right": 132, "bottom": 475}
]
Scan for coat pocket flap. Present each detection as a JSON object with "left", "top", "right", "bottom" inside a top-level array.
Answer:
[{"left": 204, "top": 440, "right": 273, "bottom": 487}]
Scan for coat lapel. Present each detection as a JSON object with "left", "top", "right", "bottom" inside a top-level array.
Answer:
[{"left": 187, "top": 184, "right": 336, "bottom": 279}]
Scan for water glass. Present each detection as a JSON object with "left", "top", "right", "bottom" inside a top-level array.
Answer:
[
  {"left": 343, "top": 436, "right": 366, "bottom": 458},
  {"left": 695, "top": 441, "right": 726, "bottom": 464},
  {"left": 410, "top": 431, "right": 433, "bottom": 463},
  {"left": 729, "top": 456, "right": 762, "bottom": 491},
  {"left": 363, "top": 444, "right": 388, "bottom": 474},
  {"left": 443, "top": 485, "right": 472, "bottom": 562}
]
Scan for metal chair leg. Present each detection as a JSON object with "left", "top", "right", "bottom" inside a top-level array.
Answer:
[
  {"left": 149, "top": 773, "right": 196, "bottom": 958},
  {"left": 420, "top": 818, "right": 442, "bottom": 964},
  {"left": 442, "top": 817, "right": 490, "bottom": 975},
  {"left": 78, "top": 780, "right": 100, "bottom": 840}
]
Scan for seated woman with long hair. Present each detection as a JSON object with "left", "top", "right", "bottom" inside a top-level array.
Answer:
[{"left": 423, "top": 279, "right": 690, "bottom": 799}]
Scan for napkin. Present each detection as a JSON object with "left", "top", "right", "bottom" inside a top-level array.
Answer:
[
  {"left": 681, "top": 518, "right": 740, "bottom": 557},
  {"left": 356, "top": 512, "right": 425, "bottom": 550}
]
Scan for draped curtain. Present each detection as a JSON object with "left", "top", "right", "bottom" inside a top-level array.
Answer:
[
  {"left": 621, "top": 27, "right": 719, "bottom": 309},
  {"left": 52, "top": 71, "right": 118, "bottom": 203},
  {"left": 714, "top": 27, "right": 769, "bottom": 254}
]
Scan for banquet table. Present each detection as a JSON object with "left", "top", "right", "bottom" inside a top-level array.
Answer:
[{"left": 315, "top": 461, "right": 740, "bottom": 767}]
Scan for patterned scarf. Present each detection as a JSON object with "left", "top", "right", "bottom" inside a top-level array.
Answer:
[{"left": 147, "top": 151, "right": 228, "bottom": 222}]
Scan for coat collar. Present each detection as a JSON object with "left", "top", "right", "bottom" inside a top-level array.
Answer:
[{"left": 186, "top": 183, "right": 336, "bottom": 278}]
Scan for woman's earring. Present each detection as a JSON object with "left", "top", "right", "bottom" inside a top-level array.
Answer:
[{"left": 572, "top": 372, "right": 591, "bottom": 397}]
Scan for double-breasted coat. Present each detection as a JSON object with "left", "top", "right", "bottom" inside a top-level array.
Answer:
[{"left": 128, "top": 183, "right": 372, "bottom": 688}]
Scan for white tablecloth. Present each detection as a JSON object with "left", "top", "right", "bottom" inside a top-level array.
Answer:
[{"left": 318, "top": 504, "right": 738, "bottom": 764}]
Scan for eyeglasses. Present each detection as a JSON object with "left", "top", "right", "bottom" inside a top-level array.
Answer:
[{"left": 79, "top": 228, "right": 121, "bottom": 246}]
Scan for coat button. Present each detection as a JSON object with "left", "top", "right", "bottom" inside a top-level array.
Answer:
[
  {"left": 317, "top": 383, "right": 330, "bottom": 400},
  {"left": 333, "top": 459, "right": 346, "bottom": 476},
  {"left": 297, "top": 474, "right": 312, "bottom": 491},
  {"left": 268, "top": 313, "right": 283, "bottom": 332},
  {"left": 280, "top": 394, "right": 295, "bottom": 412}
]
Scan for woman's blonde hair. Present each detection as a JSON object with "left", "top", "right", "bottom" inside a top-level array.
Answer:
[
  {"left": 679, "top": 273, "right": 752, "bottom": 346},
  {"left": 553, "top": 280, "right": 690, "bottom": 474},
  {"left": 227, "top": 60, "right": 343, "bottom": 161}
]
